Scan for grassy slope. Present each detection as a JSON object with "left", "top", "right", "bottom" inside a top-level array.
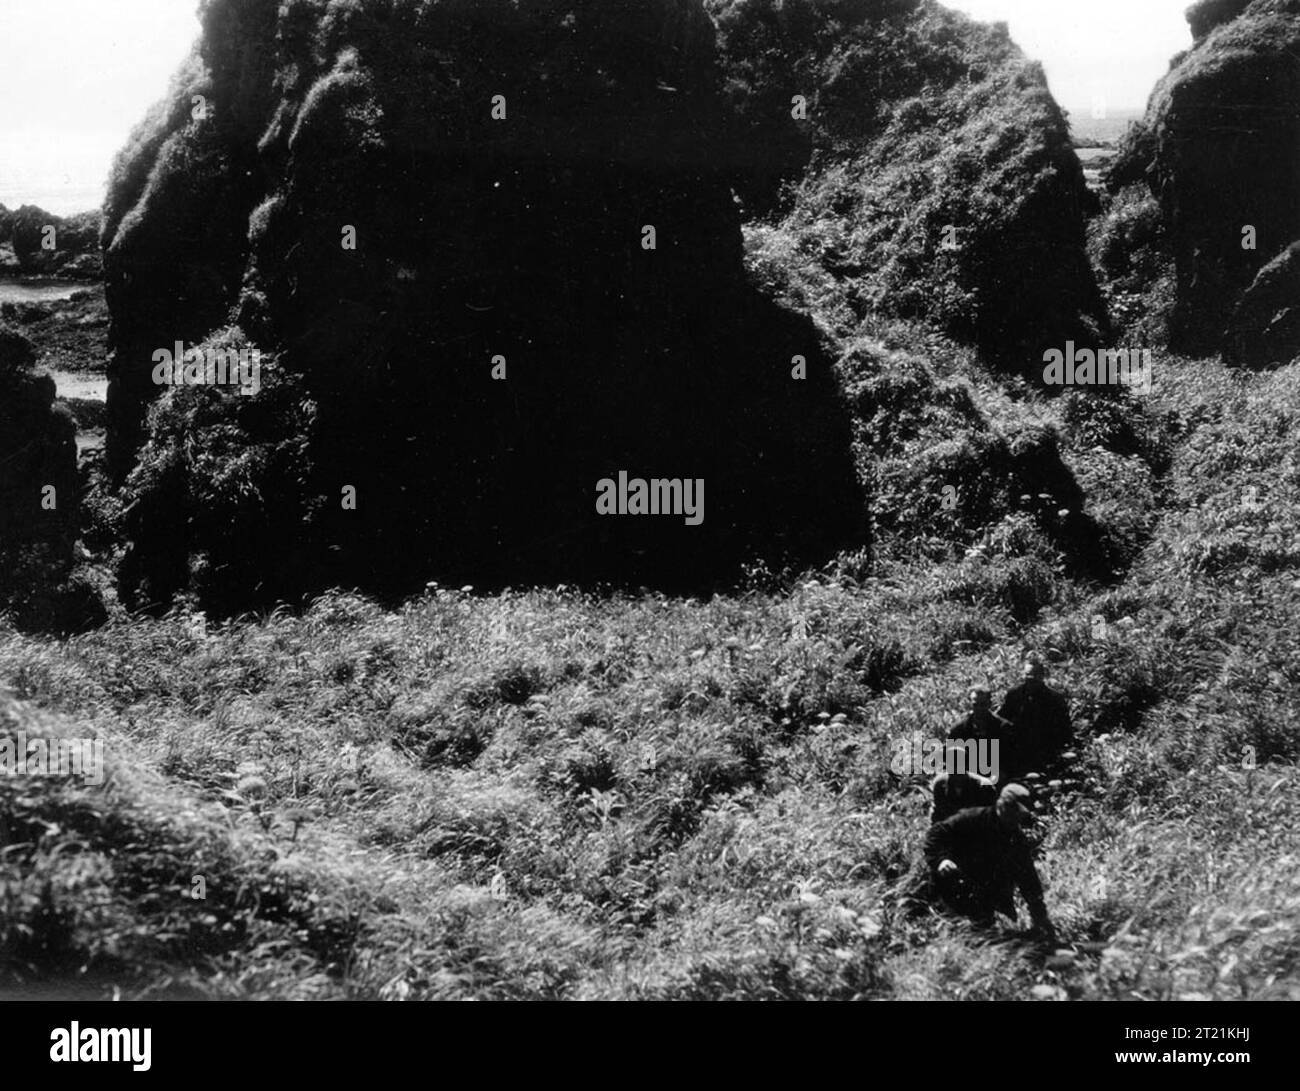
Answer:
[{"left": 3, "top": 352, "right": 1298, "bottom": 1000}]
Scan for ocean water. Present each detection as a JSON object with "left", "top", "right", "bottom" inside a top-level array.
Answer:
[
  {"left": 0, "top": 278, "right": 86, "bottom": 303},
  {"left": 49, "top": 371, "right": 109, "bottom": 402},
  {"left": 0, "top": 131, "right": 111, "bottom": 216},
  {"left": 0, "top": 176, "right": 104, "bottom": 217},
  {"left": 1065, "top": 108, "right": 1145, "bottom": 147}
]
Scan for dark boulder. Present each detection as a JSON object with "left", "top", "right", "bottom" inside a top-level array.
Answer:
[
  {"left": 104, "top": 0, "right": 864, "bottom": 608},
  {"left": 9, "top": 206, "right": 103, "bottom": 279}
]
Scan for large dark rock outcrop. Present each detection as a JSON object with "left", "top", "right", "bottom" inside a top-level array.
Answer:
[
  {"left": 1112, "top": 0, "right": 1300, "bottom": 358},
  {"left": 706, "top": 0, "right": 1109, "bottom": 369},
  {"left": 104, "top": 0, "right": 864, "bottom": 608}
]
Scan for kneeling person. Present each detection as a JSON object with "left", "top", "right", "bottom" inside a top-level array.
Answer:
[{"left": 924, "top": 783, "right": 1056, "bottom": 941}]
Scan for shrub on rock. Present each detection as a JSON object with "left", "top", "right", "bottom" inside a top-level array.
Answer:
[
  {"left": 116, "top": 330, "right": 315, "bottom": 614},
  {"left": 1224, "top": 241, "right": 1300, "bottom": 369}
]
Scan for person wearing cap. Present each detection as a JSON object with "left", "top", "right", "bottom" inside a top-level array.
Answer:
[
  {"left": 997, "top": 656, "right": 1072, "bottom": 780},
  {"left": 921, "top": 783, "right": 1057, "bottom": 941}
]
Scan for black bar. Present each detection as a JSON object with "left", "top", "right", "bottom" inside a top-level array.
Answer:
[{"left": 0, "top": 998, "right": 1282, "bottom": 1079}]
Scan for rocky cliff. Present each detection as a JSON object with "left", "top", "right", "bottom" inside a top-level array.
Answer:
[
  {"left": 1112, "top": 0, "right": 1300, "bottom": 361},
  {"left": 707, "top": 0, "right": 1108, "bottom": 368},
  {"left": 103, "top": 0, "right": 864, "bottom": 608}
]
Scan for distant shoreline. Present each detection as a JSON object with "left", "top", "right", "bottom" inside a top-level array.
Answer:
[{"left": 0, "top": 197, "right": 102, "bottom": 219}]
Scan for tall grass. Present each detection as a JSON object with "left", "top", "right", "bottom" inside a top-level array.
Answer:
[{"left": 4, "top": 359, "right": 1299, "bottom": 999}]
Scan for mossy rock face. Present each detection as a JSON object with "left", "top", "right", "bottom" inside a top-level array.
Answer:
[
  {"left": 1187, "top": 0, "right": 1254, "bottom": 41},
  {"left": 8, "top": 206, "right": 102, "bottom": 278},
  {"left": 103, "top": 0, "right": 865, "bottom": 608},
  {"left": 1119, "top": 0, "right": 1300, "bottom": 357},
  {"left": 706, "top": 0, "right": 1108, "bottom": 371},
  {"left": 1224, "top": 240, "right": 1300, "bottom": 369}
]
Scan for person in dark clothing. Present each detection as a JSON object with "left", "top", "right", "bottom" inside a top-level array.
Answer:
[
  {"left": 997, "top": 657, "right": 1072, "bottom": 780},
  {"left": 929, "top": 685, "right": 1010, "bottom": 822},
  {"left": 946, "top": 684, "right": 1013, "bottom": 785},
  {"left": 930, "top": 770, "right": 997, "bottom": 823},
  {"left": 921, "top": 783, "right": 1057, "bottom": 941}
]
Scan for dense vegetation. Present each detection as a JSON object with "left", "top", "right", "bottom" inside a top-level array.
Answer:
[{"left": 709, "top": 0, "right": 1107, "bottom": 366}]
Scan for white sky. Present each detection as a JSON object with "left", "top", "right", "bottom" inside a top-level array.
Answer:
[
  {"left": 0, "top": 0, "right": 201, "bottom": 214},
  {"left": 941, "top": 0, "right": 1194, "bottom": 111},
  {"left": 0, "top": 0, "right": 1194, "bottom": 214}
]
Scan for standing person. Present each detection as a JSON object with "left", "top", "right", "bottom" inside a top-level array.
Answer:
[
  {"left": 947, "top": 684, "right": 1013, "bottom": 782},
  {"left": 998, "top": 655, "right": 1072, "bottom": 780},
  {"left": 930, "top": 684, "right": 1010, "bottom": 821}
]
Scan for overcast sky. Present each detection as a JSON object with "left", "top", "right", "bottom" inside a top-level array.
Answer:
[
  {"left": 0, "top": 0, "right": 201, "bottom": 214},
  {"left": 1, "top": 0, "right": 1194, "bottom": 214},
  {"left": 941, "top": 0, "right": 1194, "bottom": 110}
]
